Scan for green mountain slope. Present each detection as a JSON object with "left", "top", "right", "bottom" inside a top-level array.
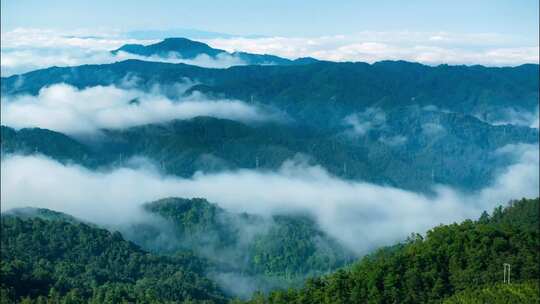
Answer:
[
  {"left": 1, "top": 198, "right": 354, "bottom": 298},
  {"left": 442, "top": 282, "right": 539, "bottom": 304},
  {"left": 2, "top": 198, "right": 537, "bottom": 302},
  {"left": 3, "top": 208, "right": 81, "bottom": 224},
  {"left": 0, "top": 126, "right": 98, "bottom": 166},
  {"left": 480, "top": 197, "right": 540, "bottom": 232},
  {"left": 240, "top": 197, "right": 539, "bottom": 304},
  {"left": 2, "top": 61, "right": 537, "bottom": 127},
  {"left": 0, "top": 215, "right": 227, "bottom": 304},
  {"left": 2, "top": 106, "right": 537, "bottom": 193},
  {"left": 129, "top": 198, "right": 354, "bottom": 283}
]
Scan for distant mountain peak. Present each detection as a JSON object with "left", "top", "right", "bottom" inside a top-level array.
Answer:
[
  {"left": 112, "top": 37, "right": 319, "bottom": 66},
  {"left": 161, "top": 37, "right": 209, "bottom": 45},
  {"left": 112, "top": 37, "right": 224, "bottom": 59}
]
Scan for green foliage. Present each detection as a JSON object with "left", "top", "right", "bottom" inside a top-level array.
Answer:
[
  {"left": 145, "top": 197, "right": 232, "bottom": 238},
  {"left": 3, "top": 60, "right": 537, "bottom": 117},
  {"left": 3, "top": 208, "right": 81, "bottom": 224},
  {"left": 137, "top": 198, "right": 354, "bottom": 281},
  {"left": 2, "top": 59, "right": 538, "bottom": 193},
  {"left": 248, "top": 215, "right": 352, "bottom": 278},
  {"left": 484, "top": 197, "right": 539, "bottom": 232},
  {"left": 0, "top": 216, "right": 227, "bottom": 303},
  {"left": 2, "top": 57, "right": 537, "bottom": 192},
  {"left": 442, "top": 282, "right": 539, "bottom": 304},
  {"left": 241, "top": 198, "right": 539, "bottom": 303},
  {"left": 2, "top": 198, "right": 537, "bottom": 302},
  {"left": 0, "top": 126, "right": 97, "bottom": 166}
]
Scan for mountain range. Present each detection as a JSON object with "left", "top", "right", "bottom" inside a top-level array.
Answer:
[
  {"left": 2, "top": 39, "right": 538, "bottom": 192},
  {"left": 1, "top": 36, "right": 539, "bottom": 303}
]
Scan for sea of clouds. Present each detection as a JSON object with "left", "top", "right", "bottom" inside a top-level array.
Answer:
[
  {"left": 1, "top": 83, "right": 277, "bottom": 134},
  {"left": 1, "top": 26, "right": 539, "bottom": 257},
  {"left": 1, "top": 142, "right": 538, "bottom": 255},
  {"left": 2, "top": 28, "right": 539, "bottom": 76},
  {"left": 0, "top": 28, "right": 249, "bottom": 76}
]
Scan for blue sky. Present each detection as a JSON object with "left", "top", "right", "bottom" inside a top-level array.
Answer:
[{"left": 2, "top": 0, "right": 538, "bottom": 40}]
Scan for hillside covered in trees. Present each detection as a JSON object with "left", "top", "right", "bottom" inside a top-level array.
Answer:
[
  {"left": 0, "top": 213, "right": 227, "bottom": 304},
  {"left": 1, "top": 197, "right": 538, "bottom": 303},
  {"left": 240, "top": 197, "right": 539, "bottom": 304},
  {"left": 1, "top": 1, "right": 539, "bottom": 303},
  {"left": 2, "top": 107, "right": 537, "bottom": 193},
  {"left": 2, "top": 59, "right": 538, "bottom": 195},
  {"left": 124, "top": 197, "right": 354, "bottom": 292}
]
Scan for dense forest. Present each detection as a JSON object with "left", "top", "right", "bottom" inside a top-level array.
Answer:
[
  {"left": 2, "top": 56, "right": 538, "bottom": 195},
  {"left": 1, "top": 32, "right": 538, "bottom": 304},
  {"left": 2, "top": 108, "right": 536, "bottom": 193},
  {"left": 239, "top": 197, "right": 539, "bottom": 304},
  {"left": 0, "top": 213, "right": 227, "bottom": 303},
  {"left": 126, "top": 197, "right": 354, "bottom": 288},
  {"left": 1, "top": 197, "right": 355, "bottom": 300},
  {"left": 3, "top": 60, "right": 538, "bottom": 121},
  {"left": 442, "top": 282, "right": 539, "bottom": 304},
  {"left": 1, "top": 197, "right": 538, "bottom": 303}
]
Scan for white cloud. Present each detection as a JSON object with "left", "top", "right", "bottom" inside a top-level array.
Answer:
[
  {"left": 343, "top": 108, "right": 409, "bottom": 145},
  {"left": 0, "top": 28, "right": 249, "bottom": 76},
  {"left": 379, "top": 135, "right": 407, "bottom": 146},
  {"left": 0, "top": 28, "right": 136, "bottom": 50},
  {"left": 0, "top": 28, "right": 148, "bottom": 75},
  {"left": 131, "top": 51, "right": 247, "bottom": 68},
  {"left": 1, "top": 84, "right": 274, "bottom": 134},
  {"left": 343, "top": 107, "right": 386, "bottom": 136},
  {"left": 1, "top": 143, "right": 537, "bottom": 254},
  {"left": 483, "top": 106, "right": 540, "bottom": 129},
  {"left": 421, "top": 123, "right": 446, "bottom": 136},
  {"left": 203, "top": 32, "right": 539, "bottom": 66},
  {"left": 1, "top": 48, "right": 249, "bottom": 76},
  {"left": 1, "top": 28, "right": 538, "bottom": 76}
]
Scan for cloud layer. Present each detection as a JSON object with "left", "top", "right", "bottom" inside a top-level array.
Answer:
[
  {"left": 488, "top": 106, "right": 540, "bottom": 129},
  {"left": 204, "top": 32, "right": 539, "bottom": 66},
  {"left": 2, "top": 143, "right": 537, "bottom": 254},
  {"left": 0, "top": 28, "right": 249, "bottom": 76},
  {"left": 2, "top": 28, "right": 538, "bottom": 76},
  {"left": 1, "top": 84, "right": 273, "bottom": 134},
  {"left": 343, "top": 107, "right": 387, "bottom": 136}
]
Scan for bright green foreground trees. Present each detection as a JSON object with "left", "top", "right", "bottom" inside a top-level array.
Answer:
[
  {"left": 0, "top": 216, "right": 227, "bottom": 303},
  {"left": 241, "top": 198, "right": 539, "bottom": 304},
  {"left": 1, "top": 198, "right": 538, "bottom": 303}
]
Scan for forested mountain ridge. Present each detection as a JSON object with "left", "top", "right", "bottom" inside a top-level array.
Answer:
[
  {"left": 2, "top": 60, "right": 537, "bottom": 128},
  {"left": 1, "top": 36, "right": 538, "bottom": 303},
  {"left": 239, "top": 197, "right": 539, "bottom": 304},
  {"left": 0, "top": 126, "right": 99, "bottom": 167},
  {"left": 2, "top": 198, "right": 537, "bottom": 303},
  {"left": 124, "top": 197, "right": 355, "bottom": 292},
  {"left": 3, "top": 57, "right": 536, "bottom": 192},
  {"left": 1, "top": 197, "right": 355, "bottom": 299},
  {"left": 3, "top": 207, "right": 81, "bottom": 224},
  {"left": 0, "top": 214, "right": 227, "bottom": 304},
  {"left": 2, "top": 106, "right": 537, "bottom": 193}
]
